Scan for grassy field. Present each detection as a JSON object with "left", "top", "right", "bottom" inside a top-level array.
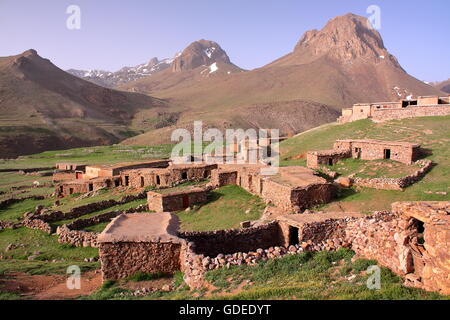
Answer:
[
  {"left": 280, "top": 116, "right": 450, "bottom": 212},
  {"left": 177, "top": 185, "right": 266, "bottom": 231}
]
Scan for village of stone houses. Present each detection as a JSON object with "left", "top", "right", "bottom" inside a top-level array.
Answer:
[
  {"left": 0, "top": 3, "right": 450, "bottom": 303},
  {"left": 0, "top": 94, "right": 448, "bottom": 301}
]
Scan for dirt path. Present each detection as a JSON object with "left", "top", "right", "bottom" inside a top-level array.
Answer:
[{"left": 0, "top": 270, "right": 102, "bottom": 300}]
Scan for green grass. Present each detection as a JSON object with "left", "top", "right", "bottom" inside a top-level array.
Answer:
[
  {"left": 322, "top": 158, "right": 421, "bottom": 179},
  {"left": 0, "top": 259, "right": 99, "bottom": 276},
  {"left": 0, "top": 197, "right": 54, "bottom": 222},
  {"left": 0, "top": 227, "right": 98, "bottom": 261},
  {"left": 203, "top": 249, "right": 446, "bottom": 300},
  {"left": 281, "top": 116, "right": 450, "bottom": 212},
  {"left": 126, "top": 271, "right": 168, "bottom": 282},
  {"left": 177, "top": 185, "right": 266, "bottom": 231}
]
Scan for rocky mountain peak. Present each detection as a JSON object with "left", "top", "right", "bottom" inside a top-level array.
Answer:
[
  {"left": 294, "top": 13, "right": 398, "bottom": 65},
  {"left": 171, "top": 39, "right": 231, "bottom": 72}
]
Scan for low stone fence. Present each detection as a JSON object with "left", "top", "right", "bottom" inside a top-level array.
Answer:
[
  {"left": 29, "top": 191, "right": 147, "bottom": 223},
  {"left": 57, "top": 225, "right": 100, "bottom": 247},
  {"left": 352, "top": 160, "right": 433, "bottom": 190},
  {"left": 22, "top": 218, "right": 53, "bottom": 234},
  {"left": 371, "top": 105, "right": 450, "bottom": 122},
  {"left": 0, "top": 220, "right": 21, "bottom": 230},
  {"left": 0, "top": 196, "right": 45, "bottom": 210}
]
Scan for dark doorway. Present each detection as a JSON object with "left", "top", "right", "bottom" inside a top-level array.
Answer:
[
  {"left": 59, "top": 186, "right": 63, "bottom": 193},
  {"left": 182, "top": 172, "right": 188, "bottom": 180},
  {"left": 289, "top": 226, "right": 299, "bottom": 245},
  {"left": 69, "top": 188, "right": 74, "bottom": 195},
  {"left": 124, "top": 176, "right": 129, "bottom": 186},
  {"left": 88, "top": 183, "right": 93, "bottom": 192},
  {"left": 204, "top": 170, "right": 210, "bottom": 179},
  {"left": 384, "top": 149, "right": 391, "bottom": 160},
  {"left": 182, "top": 195, "right": 189, "bottom": 208},
  {"left": 355, "top": 147, "right": 362, "bottom": 159},
  {"left": 114, "top": 180, "right": 120, "bottom": 187},
  {"left": 156, "top": 175, "right": 161, "bottom": 185},
  {"left": 328, "top": 158, "right": 333, "bottom": 166},
  {"left": 140, "top": 176, "right": 145, "bottom": 188}
]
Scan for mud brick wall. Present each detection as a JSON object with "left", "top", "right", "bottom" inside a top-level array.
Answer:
[
  {"left": 147, "top": 189, "right": 208, "bottom": 212},
  {"left": 345, "top": 211, "right": 417, "bottom": 275},
  {"left": 211, "top": 170, "right": 237, "bottom": 187},
  {"left": 99, "top": 242, "right": 182, "bottom": 281},
  {"left": 371, "top": 106, "right": 450, "bottom": 122},
  {"left": 179, "top": 222, "right": 283, "bottom": 257}
]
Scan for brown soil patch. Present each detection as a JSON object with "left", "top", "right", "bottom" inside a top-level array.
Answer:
[{"left": 0, "top": 270, "right": 102, "bottom": 300}]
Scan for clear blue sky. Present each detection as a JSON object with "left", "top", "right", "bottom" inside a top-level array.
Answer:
[{"left": 0, "top": 0, "right": 449, "bottom": 82}]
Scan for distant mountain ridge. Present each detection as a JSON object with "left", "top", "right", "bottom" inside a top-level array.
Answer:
[
  {"left": 67, "top": 56, "right": 176, "bottom": 88},
  {"left": 0, "top": 49, "right": 174, "bottom": 158}
]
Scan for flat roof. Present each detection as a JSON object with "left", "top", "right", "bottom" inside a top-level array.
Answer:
[
  {"left": 336, "top": 139, "right": 420, "bottom": 148},
  {"left": 97, "top": 212, "right": 182, "bottom": 243},
  {"left": 87, "top": 160, "right": 169, "bottom": 170},
  {"left": 151, "top": 186, "right": 207, "bottom": 196},
  {"left": 268, "top": 166, "right": 327, "bottom": 188}
]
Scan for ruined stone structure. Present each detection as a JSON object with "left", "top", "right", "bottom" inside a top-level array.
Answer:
[
  {"left": 338, "top": 95, "right": 450, "bottom": 123},
  {"left": 211, "top": 164, "right": 335, "bottom": 213},
  {"left": 121, "top": 163, "right": 217, "bottom": 189},
  {"left": 307, "top": 139, "right": 421, "bottom": 168},
  {"left": 147, "top": 187, "right": 208, "bottom": 212},
  {"left": 97, "top": 201, "right": 448, "bottom": 294},
  {"left": 98, "top": 213, "right": 184, "bottom": 281}
]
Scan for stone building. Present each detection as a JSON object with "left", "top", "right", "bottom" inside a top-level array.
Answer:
[
  {"left": 147, "top": 187, "right": 208, "bottom": 212},
  {"left": 56, "top": 176, "right": 121, "bottom": 197},
  {"left": 211, "top": 164, "right": 335, "bottom": 213},
  {"left": 84, "top": 160, "right": 170, "bottom": 179},
  {"left": 98, "top": 212, "right": 184, "bottom": 281},
  {"left": 338, "top": 95, "right": 450, "bottom": 123},
  {"left": 307, "top": 139, "right": 421, "bottom": 168},
  {"left": 120, "top": 163, "right": 217, "bottom": 189}
]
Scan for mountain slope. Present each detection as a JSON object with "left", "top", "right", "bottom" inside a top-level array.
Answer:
[
  {"left": 67, "top": 56, "right": 173, "bottom": 88},
  {"left": 118, "top": 14, "right": 443, "bottom": 146},
  {"left": 0, "top": 49, "right": 175, "bottom": 158},
  {"left": 432, "top": 79, "right": 450, "bottom": 93}
]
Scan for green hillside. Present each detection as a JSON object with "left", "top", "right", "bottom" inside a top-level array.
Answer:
[{"left": 280, "top": 116, "right": 450, "bottom": 212}]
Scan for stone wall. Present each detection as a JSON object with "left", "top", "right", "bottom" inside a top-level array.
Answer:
[
  {"left": 291, "top": 184, "right": 336, "bottom": 212},
  {"left": 371, "top": 106, "right": 450, "bottom": 122},
  {"left": 352, "top": 160, "right": 433, "bottom": 190},
  {"left": 56, "top": 225, "right": 100, "bottom": 247},
  {"left": 345, "top": 211, "right": 416, "bottom": 275},
  {"left": 0, "top": 196, "right": 45, "bottom": 210},
  {"left": 210, "top": 170, "right": 238, "bottom": 187},
  {"left": 147, "top": 189, "right": 208, "bottom": 212},
  {"left": 392, "top": 202, "right": 450, "bottom": 295},
  {"left": 100, "top": 242, "right": 182, "bottom": 281},
  {"left": 179, "top": 222, "right": 283, "bottom": 257},
  {"left": 307, "top": 150, "right": 351, "bottom": 169}
]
